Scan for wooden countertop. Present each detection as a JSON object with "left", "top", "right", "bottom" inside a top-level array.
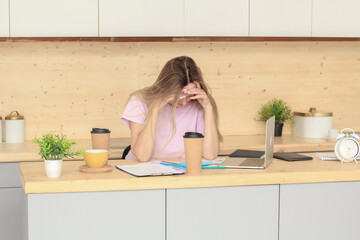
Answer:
[
  {"left": 20, "top": 153, "right": 360, "bottom": 194},
  {"left": 1, "top": 135, "right": 335, "bottom": 162}
]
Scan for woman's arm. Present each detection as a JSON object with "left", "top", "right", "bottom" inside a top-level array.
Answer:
[
  {"left": 185, "top": 82, "right": 220, "bottom": 160},
  {"left": 130, "top": 96, "right": 175, "bottom": 162},
  {"left": 202, "top": 105, "right": 220, "bottom": 160},
  {"left": 130, "top": 104, "right": 161, "bottom": 162}
]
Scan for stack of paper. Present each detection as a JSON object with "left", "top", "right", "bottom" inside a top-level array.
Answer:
[
  {"left": 116, "top": 158, "right": 226, "bottom": 177},
  {"left": 116, "top": 161, "right": 185, "bottom": 177}
]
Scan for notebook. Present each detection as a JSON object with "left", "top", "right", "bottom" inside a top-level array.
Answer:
[
  {"left": 229, "top": 149, "right": 264, "bottom": 158},
  {"left": 230, "top": 150, "right": 313, "bottom": 161},
  {"left": 116, "top": 161, "right": 185, "bottom": 177},
  {"left": 219, "top": 116, "right": 275, "bottom": 169},
  {"left": 273, "top": 152, "right": 313, "bottom": 161}
]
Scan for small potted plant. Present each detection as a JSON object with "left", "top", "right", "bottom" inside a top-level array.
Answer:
[
  {"left": 34, "top": 133, "right": 83, "bottom": 178},
  {"left": 257, "top": 98, "right": 292, "bottom": 137}
]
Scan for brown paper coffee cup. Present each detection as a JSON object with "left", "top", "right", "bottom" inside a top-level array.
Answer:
[
  {"left": 91, "top": 128, "right": 111, "bottom": 150},
  {"left": 91, "top": 133, "right": 110, "bottom": 150},
  {"left": 183, "top": 132, "right": 204, "bottom": 175}
]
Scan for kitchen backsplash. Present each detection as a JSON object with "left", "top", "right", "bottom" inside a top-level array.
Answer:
[{"left": 0, "top": 41, "right": 359, "bottom": 140}]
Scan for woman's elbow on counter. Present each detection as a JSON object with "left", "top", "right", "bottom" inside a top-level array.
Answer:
[
  {"left": 203, "top": 146, "right": 220, "bottom": 160},
  {"left": 132, "top": 151, "right": 151, "bottom": 163},
  {"left": 203, "top": 153, "right": 218, "bottom": 160},
  {"left": 137, "top": 157, "right": 150, "bottom": 163}
]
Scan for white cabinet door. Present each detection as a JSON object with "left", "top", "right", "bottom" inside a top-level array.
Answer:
[
  {"left": 250, "top": 0, "right": 311, "bottom": 37},
  {"left": 184, "top": 0, "right": 249, "bottom": 36},
  {"left": 0, "top": 162, "right": 26, "bottom": 240},
  {"left": 0, "top": 188, "right": 27, "bottom": 240},
  {"left": 167, "top": 185, "right": 279, "bottom": 240},
  {"left": 27, "top": 190, "right": 165, "bottom": 240},
  {"left": 280, "top": 182, "right": 360, "bottom": 240},
  {"left": 10, "top": 0, "right": 98, "bottom": 37},
  {"left": 99, "top": 0, "right": 183, "bottom": 37},
  {"left": 313, "top": 0, "right": 360, "bottom": 37},
  {"left": 0, "top": 0, "right": 9, "bottom": 37}
]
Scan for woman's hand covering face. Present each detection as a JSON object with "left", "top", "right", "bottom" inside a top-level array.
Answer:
[
  {"left": 182, "top": 81, "right": 210, "bottom": 108},
  {"left": 164, "top": 82, "right": 210, "bottom": 108}
]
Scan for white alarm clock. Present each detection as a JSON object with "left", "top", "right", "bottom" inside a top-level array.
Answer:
[{"left": 334, "top": 128, "right": 360, "bottom": 163}]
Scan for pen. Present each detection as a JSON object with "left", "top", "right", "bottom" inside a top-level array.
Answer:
[
  {"left": 161, "top": 161, "right": 180, "bottom": 165},
  {"left": 161, "top": 163, "right": 224, "bottom": 169},
  {"left": 161, "top": 163, "right": 186, "bottom": 168},
  {"left": 177, "top": 161, "right": 214, "bottom": 167},
  {"left": 161, "top": 161, "right": 214, "bottom": 167},
  {"left": 202, "top": 166, "right": 226, "bottom": 169}
]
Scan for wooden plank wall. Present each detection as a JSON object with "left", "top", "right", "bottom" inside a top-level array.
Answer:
[{"left": 0, "top": 41, "right": 359, "bottom": 140}]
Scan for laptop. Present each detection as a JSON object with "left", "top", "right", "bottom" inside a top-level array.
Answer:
[{"left": 219, "top": 116, "right": 275, "bottom": 169}]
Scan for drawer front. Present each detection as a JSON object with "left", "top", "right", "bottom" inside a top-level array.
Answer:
[
  {"left": 167, "top": 185, "right": 279, "bottom": 240},
  {"left": 0, "top": 162, "right": 22, "bottom": 188}
]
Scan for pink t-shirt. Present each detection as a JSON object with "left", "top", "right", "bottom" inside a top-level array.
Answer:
[{"left": 121, "top": 96, "right": 205, "bottom": 160}]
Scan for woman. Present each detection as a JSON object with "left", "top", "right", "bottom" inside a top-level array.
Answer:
[{"left": 121, "top": 56, "right": 222, "bottom": 162}]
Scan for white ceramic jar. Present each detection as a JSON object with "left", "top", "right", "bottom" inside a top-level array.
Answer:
[
  {"left": 293, "top": 108, "right": 333, "bottom": 139},
  {"left": 5, "top": 111, "right": 24, "bottom": 143}
]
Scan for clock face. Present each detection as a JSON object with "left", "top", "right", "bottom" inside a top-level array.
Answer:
[{"left": 339, "top": 139, "right": 359, "bottom": 158}]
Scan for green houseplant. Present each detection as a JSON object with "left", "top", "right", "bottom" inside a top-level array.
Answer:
[
  {"left": 257, "top": 98, "right": 292, "bottom": 136},
  {"left": 34, "top": 133, "right": 83, "bottom": 178}
]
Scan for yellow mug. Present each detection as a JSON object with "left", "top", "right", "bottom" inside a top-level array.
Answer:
[{"left": 84, "top": 149, "right": 108, "bottom": 168}]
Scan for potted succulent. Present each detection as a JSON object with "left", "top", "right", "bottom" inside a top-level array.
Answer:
[
  {"left": 257, "top": 98, "right": 292, "bottom": 137},
  {"left": 34, "top": 133, "right": 83, "bottom": 178}
]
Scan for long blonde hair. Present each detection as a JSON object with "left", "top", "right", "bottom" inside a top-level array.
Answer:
[{"left": 128, "top": 56, "right": 222, "bottom": 155}]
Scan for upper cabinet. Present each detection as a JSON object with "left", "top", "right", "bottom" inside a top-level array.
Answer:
[
  {"left": 184, "top": 0, "right": 249, "bottom": 36},
  {"left": 10, "top": 0, "right": 98, "bottom": 37},
  {"left": 0, "top": 0, "right": 9, "bottom": 37},
  {"left": 99, "top": 0, "right": 183, "bottom": 37},
  {"left": 4, "top": 0, "right": 360, "bottom": 38},
  {"left": 250, "top": 0, "right": 312, "bottom": 37},
  {"left": 312, "top": 0, "right": 360, "bottom": 37}
]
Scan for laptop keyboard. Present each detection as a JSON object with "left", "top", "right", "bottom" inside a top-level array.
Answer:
[{"left": 241, "top": 158, "right": 265, "bottom": 167}]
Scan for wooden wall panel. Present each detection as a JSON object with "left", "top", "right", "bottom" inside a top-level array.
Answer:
[{"left": 0, "top": 41, "right": 359, "bottom": 140}]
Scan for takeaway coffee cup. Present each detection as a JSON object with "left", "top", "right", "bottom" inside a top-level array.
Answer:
[
  {"left": 91, "top": 128, "right": 111, "bottom": 150},
  {"left": 183, "top": 132, "right": 204, "bottom": 175}
]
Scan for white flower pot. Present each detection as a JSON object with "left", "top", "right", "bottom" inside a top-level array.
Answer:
[{"left": 44, "top": 159, "right": 63, "bottom": 178}]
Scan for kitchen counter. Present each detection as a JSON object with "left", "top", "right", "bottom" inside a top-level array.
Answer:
[
  {"left": 19, "top": 153, "right": 359, "bottom": 194},
  {"left": 1, "top": 134, "right": 335, "bottom": 162},
  {"left": 19, "top": 150, "right": 360, "bottom": 240}
]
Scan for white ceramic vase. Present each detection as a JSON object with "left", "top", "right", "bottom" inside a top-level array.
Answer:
[{"left": 44, "top": 159, "right": 63, "bottom": 178}]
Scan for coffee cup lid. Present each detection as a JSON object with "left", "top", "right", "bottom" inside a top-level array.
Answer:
[
  {"left": 91, "top": 128, "right": 111, "bottom": 134},
  {"left": 183, "top": 132, "right": 204, "bottom": 138}
]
